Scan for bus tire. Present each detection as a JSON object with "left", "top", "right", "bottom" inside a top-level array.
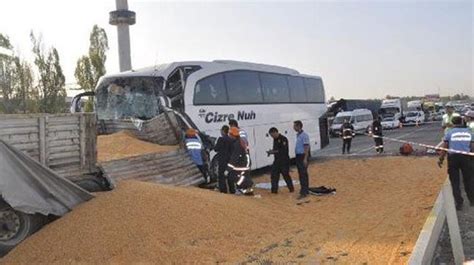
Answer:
[{"left": 0, "top": 205, "right": 46, "bottom": 256}]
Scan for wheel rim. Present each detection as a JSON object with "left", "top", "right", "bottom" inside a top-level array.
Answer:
[{"left": 0, "top": 210, "right": 21, "bottom": 241}]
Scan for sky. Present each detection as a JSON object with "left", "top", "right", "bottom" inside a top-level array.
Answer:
[{"left": 0, "top": 0, "right": 472, "bottom": 99}]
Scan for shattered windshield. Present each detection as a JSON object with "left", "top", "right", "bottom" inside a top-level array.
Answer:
[{"left": 96, "top": 76, "right": 164, "bottom": 120}]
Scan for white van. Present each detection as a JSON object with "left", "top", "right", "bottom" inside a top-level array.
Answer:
[
  {"left": 330, "top": 109, "right": 373, "bottom": 136},
  {"left": 403, "top": 111, "right": 425, "bottom": 125}
]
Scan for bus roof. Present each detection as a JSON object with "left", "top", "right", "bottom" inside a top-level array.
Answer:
[{"left": 101, "top": 60, "right": 321, "bottom": 80}]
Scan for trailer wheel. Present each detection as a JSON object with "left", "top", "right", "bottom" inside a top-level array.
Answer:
[{"left": 0, "top": 207, "right": 45, "bottom": 256}]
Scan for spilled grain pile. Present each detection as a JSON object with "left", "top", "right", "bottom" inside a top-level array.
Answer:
[
  {"left": 97, "top": 131, "right": 178, "bottom": 162},
  {"left": 2, "top": 157, "right": 446, "bottom": 264}
]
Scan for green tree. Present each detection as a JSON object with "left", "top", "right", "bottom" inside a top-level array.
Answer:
[
  {"left": 12, "top": 57, "right": 37, "bottom": 113},
  {"left": 0, "top": 34, "right": 14, "bottom": 113},
  {"left": 75, "top": 25, "right": 108, "bottom": 112},
  {"left": 31, "top": 32, "right": 66, "bottom": 113}
]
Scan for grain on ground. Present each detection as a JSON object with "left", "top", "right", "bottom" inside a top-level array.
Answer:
[{"left": 2, "top": 157, "right": 445, "bottom": 264}]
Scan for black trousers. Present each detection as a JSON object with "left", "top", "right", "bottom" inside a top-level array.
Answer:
[
  {"left": 197, "top": 165, "right": 208, "bottom": 182},
  {"left": 374, "top": 137, "right": 384, "bottom": 153},
  {"left": 342, "top": 138, "right": 352, "bottom": 154},
  {"left": 227, "top": 168, "right": 253, "bottom": 192},
  {"left": 270, "top": 160, "right": 294, "bottom": 193},
  {"left": 448, "top": 154, "right": 474, "bottom": 206},
  {"left": 218, "top": 163, "right": 235, "bottom": 194},
  {"left": 295, "top": 154, "right": 309, "bottom": 195}
]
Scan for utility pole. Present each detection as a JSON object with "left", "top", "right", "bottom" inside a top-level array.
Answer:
[{"left": 109, "top": 0, "right": 135, "bottom": 72}]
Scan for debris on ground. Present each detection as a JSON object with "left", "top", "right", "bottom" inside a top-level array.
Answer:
[
  {"left": 97, "top": 131, "right": 178, "bottom": 162},
  {"left": 1, "top": 157, "right": 446, "bottom": 264}
]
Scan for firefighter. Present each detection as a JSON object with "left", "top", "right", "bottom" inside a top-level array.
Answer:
[
  {"left": 293, "top": 120, "right": 310, "bottom": 199},
  {"left": 214, "top": 125, "right": 234, "bottom": 193},
  {"left": 442, "top": 103, "right": 461, "bottom": 134},
  {"left": 465, "top": 110, "right": 474, "bottom": 133},
  {"left": 227, "top": 127, "right": 253, "bottom": 195},
  {"left": 438, "top": 116, "right": 474, "bottom": 211},
  {"left": 340, "top": 118, "right": 354, "bottom": 154},
  {"left": 369, "top": 116, "right": 384, "bottom": 154},
  {"left": 229, "top": 119, "right": 249, "bottom": 147},
  {"left": 184, "top": 128, "right": 208, "bottom": 183},
  {"left": 266, "top": 127, "right": 294, "bottom": 194}
]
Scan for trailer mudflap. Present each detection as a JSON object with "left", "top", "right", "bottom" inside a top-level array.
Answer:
[{"left": 0, "top": 140, "right": 94, "bottom": 216}]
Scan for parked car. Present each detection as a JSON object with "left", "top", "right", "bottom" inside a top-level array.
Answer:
[
  {"left": 403, "top": 111, "right": 425, "bottom": 126},
  {"left": 381, "top": 116, "right": 400, "bottom": 130}
]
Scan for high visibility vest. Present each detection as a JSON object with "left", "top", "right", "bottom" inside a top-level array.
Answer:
[
  {"left": 442, "top": 113, "right": 461, "bottom": 133},
  {"left": 185, "top": 137, "right": 203, "bottom": 166}
]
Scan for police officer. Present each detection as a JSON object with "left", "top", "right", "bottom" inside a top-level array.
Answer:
[
  {"left": 214, "top": 125, "right": 233, "bottom": 193},
  {"left": 442, "top": 103, "right": 461, "bottom": 134},
  {"left": 293, "top": 120, "right": 310, "bottom": 199},
  {"left": 266, "top": 127, "right": 294, "bottom": 194},
  {"left": 184, "top": 128, "right": 208, "bottom": 183},
  {"left": 369, "top": 116, "right": 384, "bottom": 154},
  {"left": 340, "top": 118, "right": 355, "bottom": 154},
  {"left": 438, "top": 116, "right": 474, "bottom": 211},
  {"left": 465, "top": 110, "right": 474, "bottom": 133},
  {"left": 227, "top": 127, "right": 253, "bottom": 195}
]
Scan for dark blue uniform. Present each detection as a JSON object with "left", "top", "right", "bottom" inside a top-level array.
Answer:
[{"left": 270, "top": 134, "right": 294, "bottom": 193}]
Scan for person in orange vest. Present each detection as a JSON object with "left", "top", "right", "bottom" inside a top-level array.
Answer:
[{"left": 227, "top": 127, "right": 253, "bottom": 195}]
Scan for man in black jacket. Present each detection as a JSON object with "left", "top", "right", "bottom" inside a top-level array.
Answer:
[
  {"left": 267, "top": 127, "right": 294, "bottom": 194},
  {"left": 370, "top": 116, "right": 384, "bottom": 154},
  {"left": 214, "top": 125, "right": 233, "bottom": 193},
  {"left": 340, "top": 119, "right": 354, "bottom": 154}
]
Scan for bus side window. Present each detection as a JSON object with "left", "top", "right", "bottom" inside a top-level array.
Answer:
[
  {"left": 225, "top": 71, "right": 263, "bottom": 104},
  {"left": 260, "top": 73, "right": 290, "bottom": 103},
  {"left": 194, "top": 74, "right": 227, "bottom": 105},
  {"left": 288, "top": 76, "right": 307, "bottom": 103}
]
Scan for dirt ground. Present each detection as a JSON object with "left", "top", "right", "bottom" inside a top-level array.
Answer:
[
  {"left": 2, "top": 157, "right": 446, "bottom": 264},
  {"left": 97, "top": 131, "right": 178, "bottom": 162}
]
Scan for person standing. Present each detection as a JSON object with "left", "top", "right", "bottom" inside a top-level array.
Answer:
[
  {"left": 293, "top": 120, "right": 310, "bottom": 199},
  {"left": 340, "top": 118, "right": 354, "bottom": 154},
  {"left": 442, "top": 103, "right": 461, "bottom": 134},
  {"left": 184, "top": 128, "right": 208, "bottom": 183},
  {"left": 214, "top": 125, "right": 233, "bottom": 193},
  {"left": 465, "top": 110, "right": 474, "bottom": 133},
  {"left": 370, "top": 116, "right": 384, "bottom": 154},
  {"left": 266, "top": 127, "right": 294, "bottom": 194},
  {"left": 438, "top": 116, "right": 474, "bottom": 210},
  {"left": 227, "top": 127, "right": 253, "bottom": 194}
]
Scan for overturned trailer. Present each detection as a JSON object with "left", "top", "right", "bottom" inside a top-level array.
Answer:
[{"left": 0, "top": 112, "right": 204, "bottom": 255}]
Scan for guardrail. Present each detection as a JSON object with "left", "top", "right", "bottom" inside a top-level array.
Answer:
[{"left": 409, "top": 178, "right": 464, "bottom": 264}]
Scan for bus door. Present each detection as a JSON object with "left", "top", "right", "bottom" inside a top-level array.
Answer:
[
  {"left": 319, "top": 116, "right": 329, "bottom": 149},
  {"left": 254, "top": 125, "right": 274, "bottom": 169}
]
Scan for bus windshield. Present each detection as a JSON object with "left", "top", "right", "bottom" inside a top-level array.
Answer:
[{"left": 96, "top": 76, "right": 164, "bottom": 120}]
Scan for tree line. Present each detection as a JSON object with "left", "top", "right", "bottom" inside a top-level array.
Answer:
[{"left": 0, "top": 25, "right": 108, "bottom": 114}]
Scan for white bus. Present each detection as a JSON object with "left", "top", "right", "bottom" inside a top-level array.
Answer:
[{"left": 94, "top": 60, "right": 328, "bottom": 175}]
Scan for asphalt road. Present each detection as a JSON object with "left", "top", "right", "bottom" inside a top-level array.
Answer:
[
  {"left": 312, "top": 122, "right": 474, "bottom": 263},
  {"left": 314, "top": 122, "right": 445, "bottom": 157}
]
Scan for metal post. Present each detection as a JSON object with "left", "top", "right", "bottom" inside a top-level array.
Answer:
[{"left": 109, "top": 0, "right": 136, "bottom": 72}]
